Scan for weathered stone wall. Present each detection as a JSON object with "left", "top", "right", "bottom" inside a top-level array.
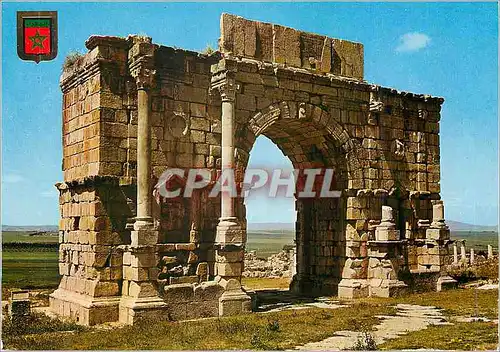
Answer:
[{"left": 219, "top": 13, "right": 364, "bottom": 79}]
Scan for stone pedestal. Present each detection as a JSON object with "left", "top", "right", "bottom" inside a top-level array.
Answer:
[
  {"left": 218, "top": 278, "right": 251, "bottom": 316},
  {"left": 9, "top": 290, "right": 30, "bottom": 321},
  {"left": 375, "top": 205, "right": 400, "bottom": 241},
  {"left": 366, "top": 240, "right": 407, "bottom": 297},
  {"left": 215, "top": 218, "right": 245, "bottom": 245},
  {"left": 50, "top": 289, "right": 120, "bottom": 325},
  {"left": 119, "top": 296, "right": 167, "bottom": 324},
  {"left": 426, "top": 227, "right": 450, "bottom": 240},
  {"left": 119, "top": 229, "right": 168, "bottom": 324},
  {"left": 426, "top": 200, "right": 450, "bottom": 240}
]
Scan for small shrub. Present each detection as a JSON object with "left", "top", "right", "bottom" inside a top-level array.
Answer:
[
  {"left": 267, "top": 319, "right": 280, "bottom": 332},
  {"left": 63, "top": 51, "right": 84, "bottom": 70},
  {"left": 352, "top": 331, "right": 378, "bottom": 350},
  {"left": 201, "top": 44, "right": 215, "bottom": 55}
]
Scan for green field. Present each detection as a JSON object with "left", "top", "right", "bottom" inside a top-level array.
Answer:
[
  {"left": 1, "top": 229, "right": 497, "bottom": 291},
  {"left": 451, "top": 231, "right": 498, "bottom": 251},
  {"left": 246, "top": 230, "right": 295, "bottom": 257},
  {"left": 2, "top": 251, "right": 59, "bottom": 290},
  {"left": 2, "top": 231, "right": 59, "bottom": 244}
]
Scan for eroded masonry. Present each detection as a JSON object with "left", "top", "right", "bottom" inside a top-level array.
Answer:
[{"left": 50, "top": 13, "right": 456, "bottom": 325}]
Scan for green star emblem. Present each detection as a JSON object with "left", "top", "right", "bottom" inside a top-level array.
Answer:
[{"left": 29, "top": 30, "right": 47, "bottom": 50}]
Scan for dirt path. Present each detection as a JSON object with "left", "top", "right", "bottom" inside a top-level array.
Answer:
[{"left": 294, "top": 304, "right": 451, "bottom": 350}]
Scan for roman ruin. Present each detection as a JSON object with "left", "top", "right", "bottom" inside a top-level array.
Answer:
[{"left": 50, "top": 13, "right": 456, "bottom": 325}]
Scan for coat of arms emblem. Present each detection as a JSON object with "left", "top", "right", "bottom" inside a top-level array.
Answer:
[{"left": 17, "top": 11, "right": 58, "bottom": 63}]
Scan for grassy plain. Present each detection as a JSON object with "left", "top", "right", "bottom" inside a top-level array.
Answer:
[{"left": 3, "top": 287, "right": 497, "bottom": 350}]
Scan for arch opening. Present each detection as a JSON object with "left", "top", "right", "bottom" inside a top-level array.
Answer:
[{"left": 241, "top": 110, "right": 349, "bottom": 296}]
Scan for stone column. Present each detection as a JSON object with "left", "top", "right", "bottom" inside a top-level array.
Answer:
[
  {"left": 453, "top": 243, "right": 458, "bottom": 264},
  {"left": 135, "top": 85, "right": 153, "bottom": 229},
  {"left": 219, "top": 81, "right": 237, "bottom": 224},
  {"left": 119, "top": 38, "right": 166, "bottom": 324},
  {"left": 211, "top": 69, "right": 250, "bottom": 316},
  {"left": 460, "top": 241, "right": 467, "bottom": 262},
  {"left": 470, "top": 248, "right": 475, "bottom": 264},
  {"left": 488, "top": 245, "right": 493, "bottom": 259}
]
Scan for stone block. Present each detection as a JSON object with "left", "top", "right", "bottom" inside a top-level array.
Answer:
[
  {"left": 187, "top": 300, "right": 219, "bottom": 319},
  {"left": 272, "top": 24, "right": 301, "bottom": 67},
  {"left": 436, "top": 275, "right": 457, "bottom": 292},
  {"left": 196, "top": 262, "right": 209, "bottom": 281},
  {"left": 131, "top": 229, "right": 158, "bottom": 247},
  {"left": 215, "top": 250, "right": 244, "bottom": 263},
  {"left": 216, "top": 262, "right": 242, "bottom": 277},
  {"left": 375, "top": 228, "right": 400, "bottom": 241},
  {"left": 128, "top": 281, "right": 158, "bottom": 298},
  {"left": 426, "top": 228, "right": 450, "bottom": 240},
  {"left": 193, "top": 281, "right": 224, "bottom": 301},
  {"left": 169, "top": 276, "right": 199, "bottom": 285},
  {"left": 163, "top": 283, "right": 194, "bottom": 303},
  {"left": 338, "top": 279, "right": 369, "bottom": 298},
  {"left": 129, "top": 250, "right": 157, "bottom": 268}
]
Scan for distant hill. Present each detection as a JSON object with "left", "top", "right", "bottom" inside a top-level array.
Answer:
[
  {"left": 2, "top": 225, "right": 59, "bottom": 232},
  {"left": 248, "top": 221, "right": 497, "bottom": 232},
  {"left": 447, "top": 221, "right": 497, "bottom": 232},
  {"left": 1, "top": 221, "right": 496, "bottom": 233},
  {"left": 247, "top": 223, "right": 295, "bottom": 231}
]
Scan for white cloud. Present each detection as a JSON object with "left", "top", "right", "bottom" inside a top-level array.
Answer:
[
  {"left": 3, "top": 173, "right": 25, "bottom": 184},
  {"left": 396, "top": 32, "right": 431, "bottom": 52}
]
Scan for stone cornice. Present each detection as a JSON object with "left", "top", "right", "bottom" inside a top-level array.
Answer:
[{"left": 85, "top": 35, "right": 129, "bottom": 51}]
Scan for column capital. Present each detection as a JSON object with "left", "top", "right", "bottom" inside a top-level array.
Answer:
[
  {"left": 130, "top": 58, "right": 156, "bottom": 91},
  {"left": 211, "top": 71, "right": 237, "bottom": 102},
  {"left": 219, "top": 80, "right": 236, "bottom": 102}
]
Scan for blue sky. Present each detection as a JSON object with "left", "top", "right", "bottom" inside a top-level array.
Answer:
[{"left": 2, "top": 2, "right": 498, "bottom": 226}]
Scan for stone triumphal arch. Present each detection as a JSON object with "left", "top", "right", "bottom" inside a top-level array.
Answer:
[{"left": 50, "top": 13, "right": 455, "bottom": 325}]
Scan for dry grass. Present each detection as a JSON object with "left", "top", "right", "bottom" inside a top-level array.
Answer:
[
  {"left": 3, "top": 301, "right": 391, "bottom": 350},
  {"left": 242, "top": 277, "right": 291, "bottom": 290},
  {"left": 353, "top": 287, "right": 498, "bottom": 319},
  {"left": 3, "top": 279, "right": 498, "bottom": 350},
  {"left": 380, "top": 321, "right": 498, "bottom": 350}
]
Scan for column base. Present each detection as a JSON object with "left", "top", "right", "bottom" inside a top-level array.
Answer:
[
  {"left": 119, "top": 296, "right": 168, "bottom": 325},
  {"left": 49, "top": 288, "right": 120, "bottom": 325},
  {"left": 133, "top": 217, "right": 154, "bottom": 230}
]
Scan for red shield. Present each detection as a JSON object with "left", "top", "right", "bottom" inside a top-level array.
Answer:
[{"left": 17, "top": 11, "right": 58, "bottom": 63}]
